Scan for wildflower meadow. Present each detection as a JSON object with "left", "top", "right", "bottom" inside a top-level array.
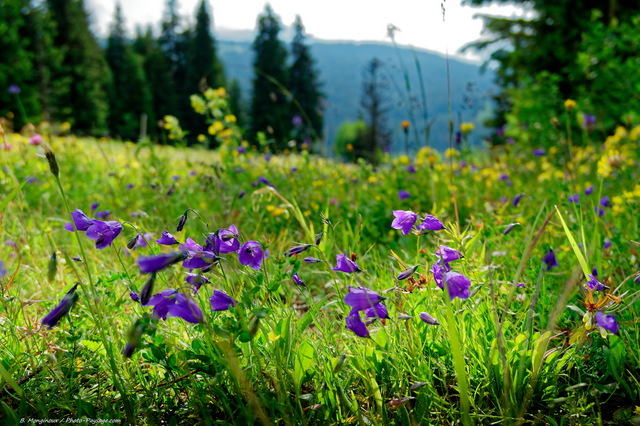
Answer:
[{"left": 1, "top": 98, "right": 639, "bottom": 424}]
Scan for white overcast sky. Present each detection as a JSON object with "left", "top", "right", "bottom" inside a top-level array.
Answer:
[{"left": 85, "top": 0, "right": 523, "bottom": 61}]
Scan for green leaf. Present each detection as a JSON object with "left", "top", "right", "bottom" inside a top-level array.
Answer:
[
  {"left": 555, "top": 206, "right": 590, "bottom": 278},
  {"left": 0, "top": 180, "right": 28, "bottom": 212}
]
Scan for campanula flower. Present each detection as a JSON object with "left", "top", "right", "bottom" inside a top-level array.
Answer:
[
  {"left": 344, "top": 286, "right": 385, "bottom": 313},
  {"left": 585, "top": 186, "right": 594, "bottom": 195},
  {"left": 138, "top": 251, "right": 187, "bottom": 274},
  {"left": 363, "top": 302, "right": 388, "bottom": 319},
  {"left": 139, "top": 273, "right": 156, "bottom": 305},
  {"left": 419, "top": 312, "right": 440, "bottom": 325},
  {"left": 397, "top": 265, "right": 419, "bottom": 280},
  {"left": 186, "top": 273, "right": 209, "bottom": 293},
  {"left": 407, "top": 165, "right": 416, "bottom": 173},
  {"left": 398, "top": 190, "right": 411, "bottom": 200},
  {"left": 0, "top": 260, "right": 6, "bottom": 279},
  {"left": 417, "top": 214, "right": 445, "bottom": 231},
  {"left": 156, "top": 231, "right": 180, "bottom": 245},
  {"left": 331, "top": 254, "right": 361, "bottom": 273},
  {"left": 503, "top": 223, "right": 520, "bottom": 235},
  {"left": 303, "top": 257, "right": 322, "bottom": 264},
  {"left": 64, "top": 209, "right": 94, "bottom": 232},
  {"left": 210, "top": 290, "right": 238, "bottom": 311},
  {"left": 568, "top": 194, "right": 580, "bottom": 203},
  {"left": 144, "top": 289, "right": 203, "bottom": 323},
  {"left": 284, "top": 244, "right": 313, "bottom": 257},
  {"left": 586, "top": 274, "right": 607, "bottom": 292},
  {"left": 128, "top": 233, "right": 154, "bottom": 250},
  {"left": 443, "top": 272, "right": 471, "bottom": 300},
  {"left": 595, "top": 311, "right": 619, "bottom": 334},
  {"left": 238, "top": 241, "right": 269, "bottom": 270},
  {"left": 180, "top": 238, "right": 216, "bottom": 270},
  {"left": 123, "top": 318, "right": 147, "bottom": 358},
  {"left": 42, "top": 283, "right": 79, "bottom": 328},
  {"left": 345, "top": 313, "right": 370, "bottom": 338},
  {"left": 432, "top": 263, "right": 445, "bottom": 288},
  {"left": 206, "top": 225, "right": 240, "bottom": 254},
  {"left": 600, "top": 196, "right": 611, "bottom": 208},
  {"left": 86, "top": 220, "right": 123, "bottom": 249},
  {"left": 436, "top": 245, "right": 463, "bottom": 264},
  {"left": 292, "top": 272, "right": 305, "bottom": 286},
  {"left": 391, "top": 210, "right": 417, "bottom": 235},
  {"left": 512, "top": 194, "right": 525, "bottom": 207},
  {"left": 603, "top": 239, "right": 612, "bottom": 249},
  {"left": 543, "top": 248, "right": 558, "bottom": 270},
  {"left": 95, "top": 210, "right": 111, "bottom": 219},
  {"left": 533, "top": 149, "right": 545, "bottom": 157}
]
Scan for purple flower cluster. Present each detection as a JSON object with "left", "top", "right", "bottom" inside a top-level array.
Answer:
[
  {"left": 344, "top": 286, "right": 388, "bottom": 338},
  {"left": 64, "top": 209, "right": 123, "bottom": 249},
  {"left": 391, "top": 211, "right": 445, "bottom": 236},
  {"left": 432, "top": 245, "right": 471, "bottom": 300}
]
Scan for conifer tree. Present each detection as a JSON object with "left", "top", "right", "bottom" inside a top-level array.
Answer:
[
  {"left": 185, "top": 0, "right": 225, "bottom": 137},
  {"left": 288, "top": 15, "right": 324, "bottom": 146},
  {"left": 358, "top": 57, "right": 391, "bottom": 164},
  {"left": 249, "top": 4, "right": 290, "bottom": 149},
  {"left": 105, "top": 3, "right": 152, "bottom": 140},
  {"left": 47, "top": 0, "right": 110, "bottom": 134},
  {"left": 0, "top": 0, "right": 44, "bottom": 128}
]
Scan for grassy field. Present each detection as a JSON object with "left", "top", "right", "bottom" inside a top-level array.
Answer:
[{"left": 1, "top": 125, "right": 639, "bottom": 424}]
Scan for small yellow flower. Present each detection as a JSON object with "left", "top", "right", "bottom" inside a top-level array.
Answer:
[
  {"left": 367, "top": 176, "right": 378, "bottom": 183},
  {"left": 444, "top": 148, "right": 459, "bottom": 158},
  {"left": 215, "top": 87, "right": 227, "bottom": 98},
  {"left": 564, "top": 99, "right": 577, "bottom": 110},
  {"left": 197, "top": 134, "right": 206, "bottom": 143},
  {"left": 224, "top": 114, "right": 236, "bottom": 123},
  {"left": 346, "top": 143, "right": 353, "bottom": 152},
  {"left": 460, "top": 122, "right": 474, "bottom": 134},
  {"left": 268, "top": 332, "right": 280, "bottom": 342}
]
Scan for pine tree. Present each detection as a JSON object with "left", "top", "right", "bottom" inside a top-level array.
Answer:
[
  {"left": 47, "top": 0, "right": 110, "bottom": 134},
  {"left": 358, "top": 57, "right": 391, "bottom": 164},
  {"left": 249, "top": 4, "right": 290, "bottom": 150},
  {"left": 184, "top": 0, "right": 225, "bottom": 138},
  {"left": 288, "top": 15, "right": 324, "bottom": 147},
  {"left": 105, "top": 3, "right": 152, "bottom": 140},
  {"left": 227, "top": 79, "right": 247, "bottom": 128},
  {"left": 0, "top": 0, "right": 42, "bottom": 129},
  {"left": 133, "top": 26, "right": 172, "bottom": 137}
]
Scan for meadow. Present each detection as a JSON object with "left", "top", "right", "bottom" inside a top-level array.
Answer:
[{"left": 1, "top": 112, "right": 639, "bottom": 425}]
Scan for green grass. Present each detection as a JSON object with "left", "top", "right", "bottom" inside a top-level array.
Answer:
[{"left": 1, "top": 131, "right": 639, "bottom": 424}]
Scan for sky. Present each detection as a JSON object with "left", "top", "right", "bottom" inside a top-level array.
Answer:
[{"left": 86, "top": 0, "right": 523, "bottom": 62}]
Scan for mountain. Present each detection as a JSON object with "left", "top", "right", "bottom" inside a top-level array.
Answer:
[{"left": 217, "top": 36, "right": 496, "bottom": 152}]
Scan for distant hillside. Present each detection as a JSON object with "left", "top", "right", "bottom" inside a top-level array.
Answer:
[{"left": 218, "top": 38, "right": 495, "bottom": 152}]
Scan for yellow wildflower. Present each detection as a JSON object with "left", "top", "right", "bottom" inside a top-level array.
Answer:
[
  {"left": 460, "top": 122, "right": 475, "bottom": 134},
  {"left": 563, "top": 99, "right": 576, "bottom": 110}
]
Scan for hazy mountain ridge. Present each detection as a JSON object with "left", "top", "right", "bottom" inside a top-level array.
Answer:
[{"left": 218, "top": 36, "right": 496, "bottom": 152}]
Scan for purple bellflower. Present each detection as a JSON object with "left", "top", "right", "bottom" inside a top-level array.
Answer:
[
  {"left": 180, "top": 238, "right": 218, "bottom": 270},
  {"left": 345, "top": 313, "right": 370, "bottom": 338},
  {"left": 144, "top": 289, "right": 203, "bottom": 323},
  {"left": 432, "top": 263, "right": 445, "bottom": 288},
  {"left": 331, "top": 254, "right": 361, "bottom": 273},
  {"left": 157, "top": 231, "right": 180, "bottom": 245},
  {"left": 284, "top": 244, "right": 313, "bottom": 257},
  {"left": 512, "top": 194, "right": 525, "bottom": 207},
  {"left": 397, "top": 265, "right": 419, "bottom": 281},
  {"left": 186, "top": 273, "right": 210, "bottom": 293},
  {"left": 542, "top": 248, "right": 558, "bottom": 271},
  {"left": 398, "top": 190, "right": 411, "bottom": 200},
  {"left": 64, "top": 209, "right": 94, "bottom": 232},
  {"left": 600, "top": 196, "right": 611, "bottom": 208},
  {"left": 419, "top": 312, "right": 440, "bottom": 325},
  {"left": 0, "top": 260, "right": 6, "bottom": 279},
  {"left": 585, "top": 186, "right": 594, "bottom": 195},
  {"left": 206, "top": 225, "right": 240, "bottom": 254},
  {"left": 210, "top": 290, "right": 238, "bottom": 311},
  {"left": 303, "top": 257, "right": 322, "bottom": 264},
  {"left": 344, "top": 286, "right": 385, "bottom": 313},
  {"left": 595, "top": 311, "right": 619, "bottom": 334},
  {"left": 238, "top": 241, "right": 269, "bottom": 270},
  {"left": 533, "top": 149, "right": 546, "bottom": 157},
  {"left": 292, "top": 272, "right": 305, "bottom": 286},
  {"left": 436, "top": 245, "right": 463, "bottom": 264},
  {"left": 586, "top": 274, "right": 607, "bottom": 292},
  {"left": 443, "top": 272, "right": 471, "bottom": 300},
  {"left": 86, "top": 220, "right": 123, "bottom": 249},
  {"left": 138, "top": 251, "right": 187, "bottom": 274},
  {"left": 42, "top": 283, "right": 79, "bottom": 328},
  {"left": 568, "top": 194, "right": 580, "bottom": 203},
  {"left": 391, "top": 210, "right": 417, "bottom": 235},
  {"left": 417, "top": 214, "right": 445, "bottom": 232}
]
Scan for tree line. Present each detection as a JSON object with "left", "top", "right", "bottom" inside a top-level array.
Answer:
[{"left": 0, "top": 0, "right": 323, "bottom": 150}]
